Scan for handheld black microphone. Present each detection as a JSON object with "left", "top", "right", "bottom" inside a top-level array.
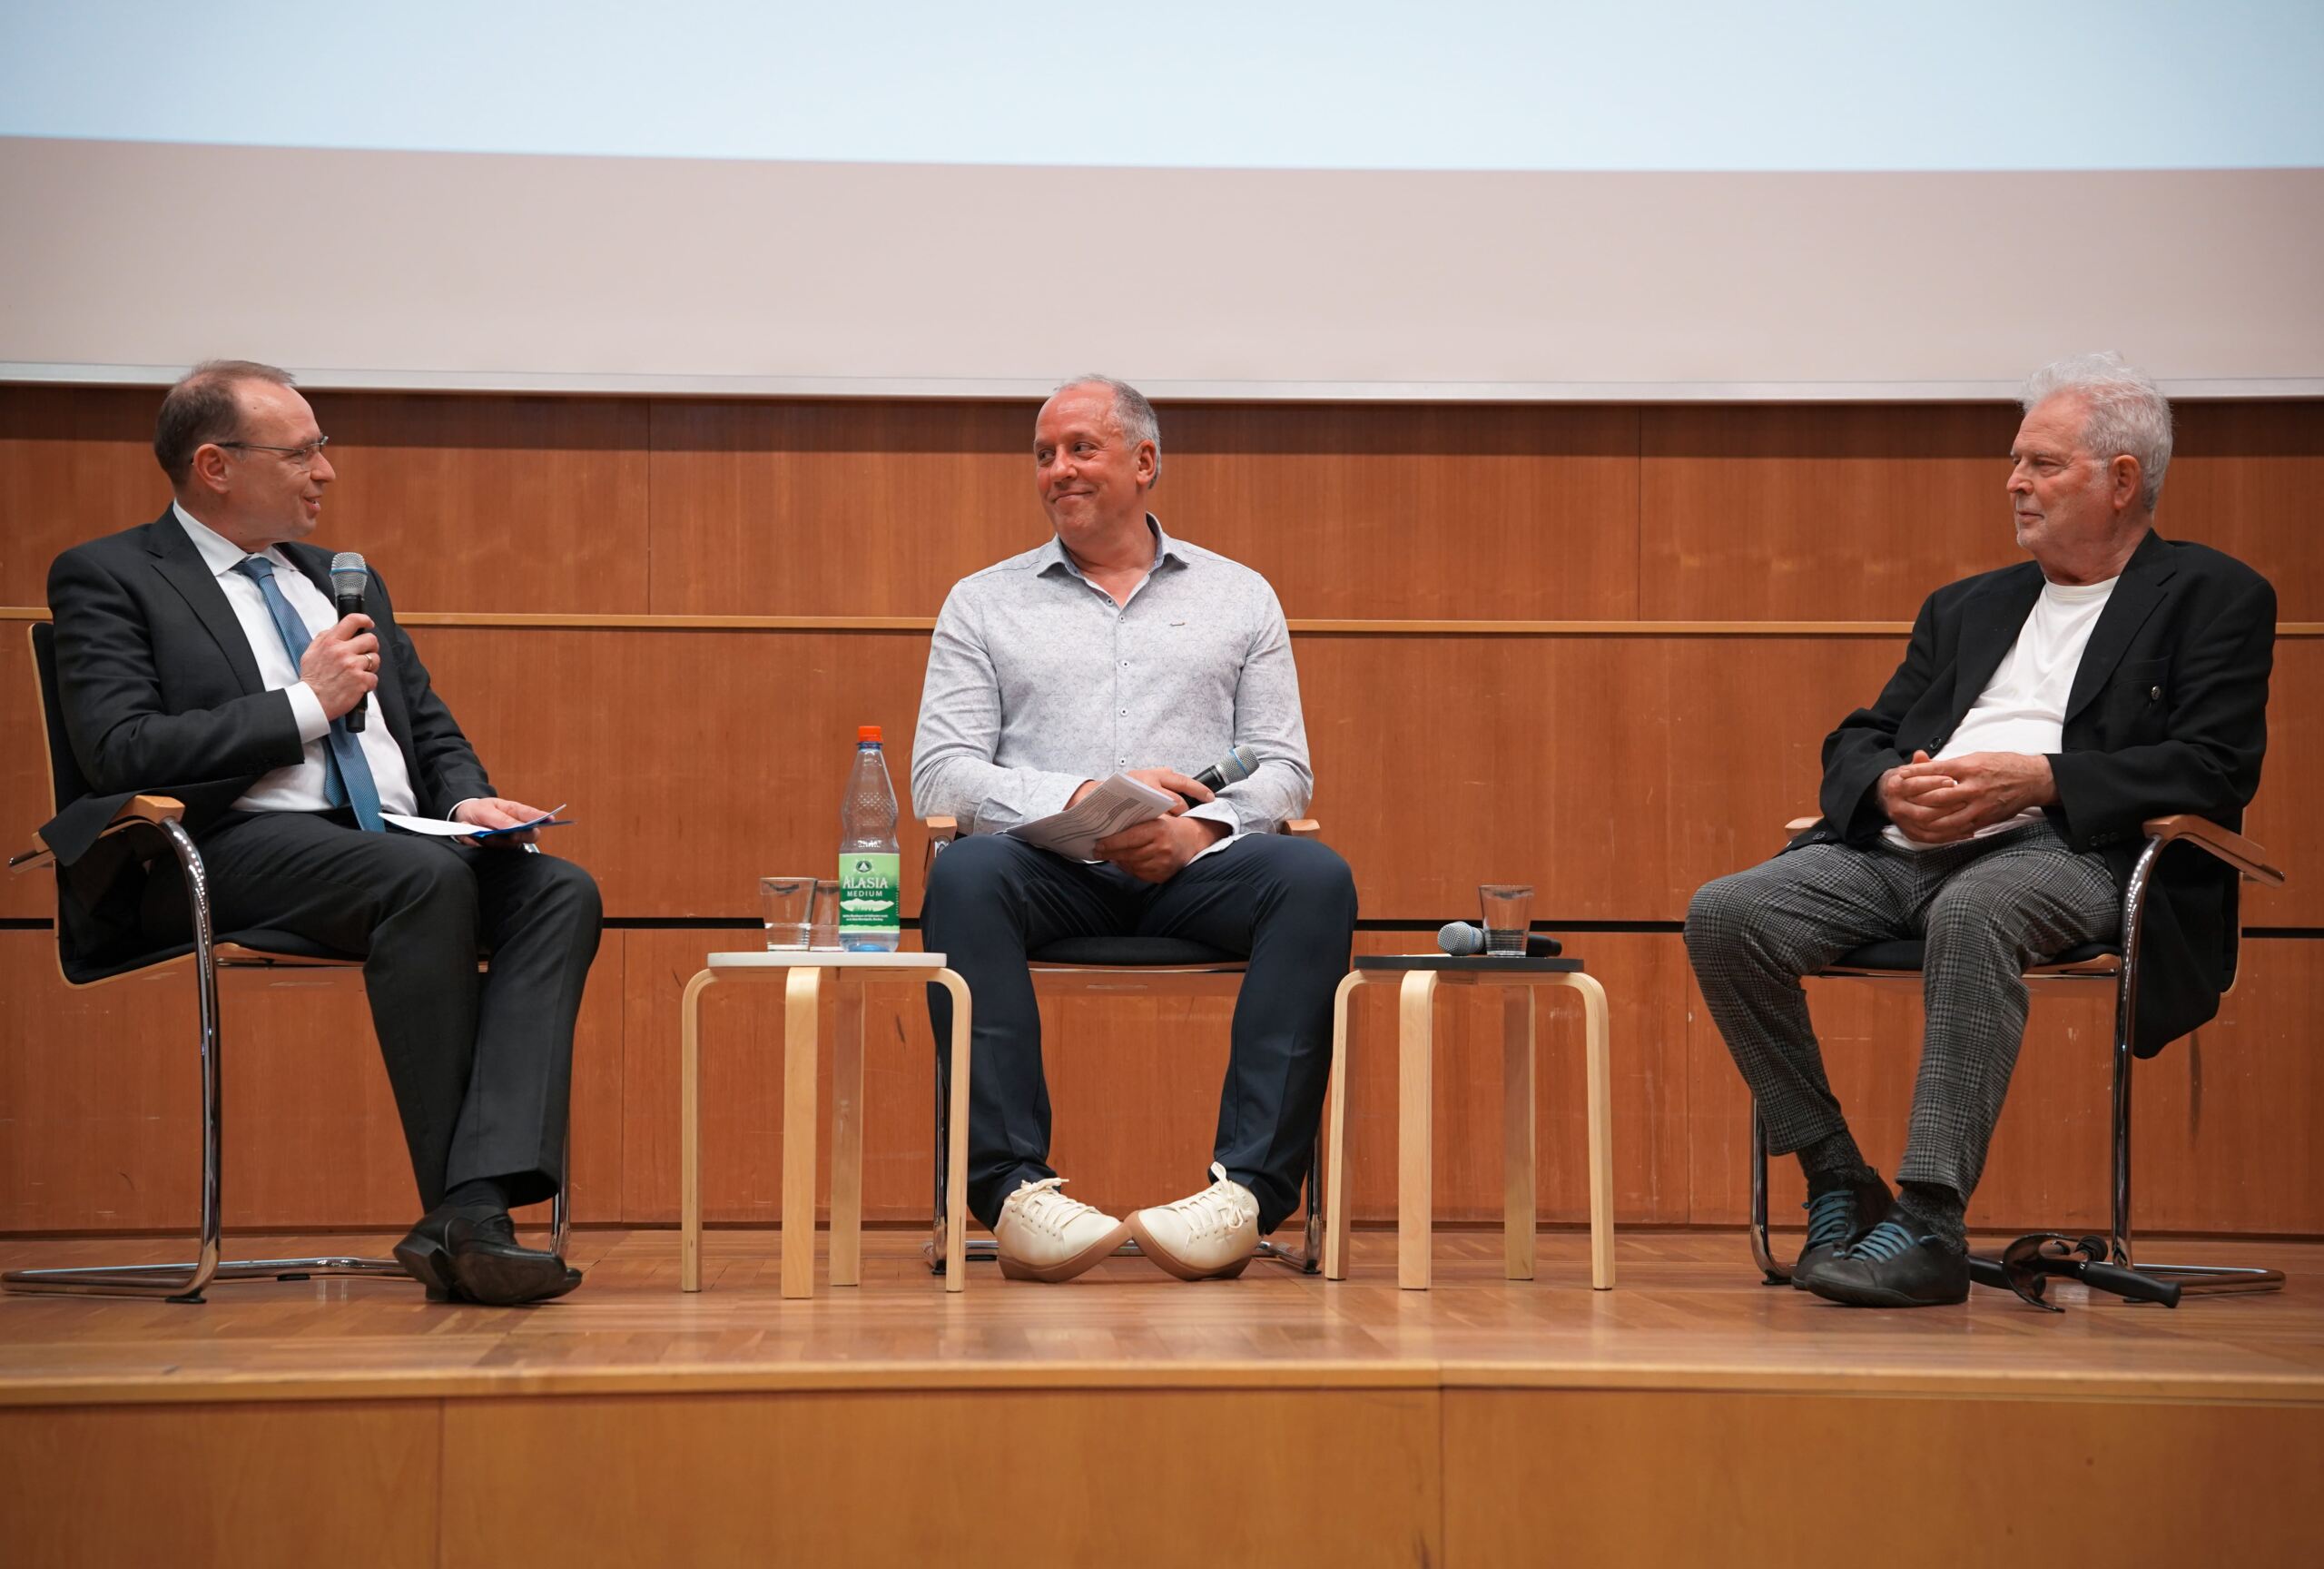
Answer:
[
  {"left": 1183, "top": 745, "right": 1259, "bottom": 804},
  {"left": 1437, "top": 921, "right": 1562, "bottom": 959},
  {"left": 330, "top": 551, "right": 370, "bottom": 733}
]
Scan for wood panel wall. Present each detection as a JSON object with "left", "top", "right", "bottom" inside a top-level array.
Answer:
[{"left": 4, "top": 384, "right": 2317, "bottom": 1237}]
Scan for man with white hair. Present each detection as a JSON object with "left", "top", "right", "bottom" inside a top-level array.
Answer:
[
  {"left": 1684, "top": 353, "right": 2275, "bottom": 1307},
  {"left": 913, "top": 374, "right": 1356, "bottom": 1283}
]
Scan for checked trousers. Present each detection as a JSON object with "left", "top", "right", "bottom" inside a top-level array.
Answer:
[{"left": 1683, "top": 821, "right": 2120, "bottom": 1201}]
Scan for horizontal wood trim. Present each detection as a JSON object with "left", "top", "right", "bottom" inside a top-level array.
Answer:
[{"left": 3, "top": 606, "right": 2319, "bottom": 636}]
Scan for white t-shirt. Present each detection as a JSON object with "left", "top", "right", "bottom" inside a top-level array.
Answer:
[{"left": 1881, "top": 575, "right": 2118, "bottom": 851}]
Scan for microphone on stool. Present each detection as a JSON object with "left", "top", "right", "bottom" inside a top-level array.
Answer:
[
  {"left": 1438, "top": 922, "right": 1562, "bottom": 959},
  {"left": 330, "top": 551, "right": 370, "bottom": 733}
]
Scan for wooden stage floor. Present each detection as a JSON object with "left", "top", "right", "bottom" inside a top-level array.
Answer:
[{"left": 4, "top": 1229, "right": 2321, "bottom": 1567}]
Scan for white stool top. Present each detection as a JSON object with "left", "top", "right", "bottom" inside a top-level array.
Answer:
[{"left": 705, "top": 949, "right": 952, "bottom": 971}]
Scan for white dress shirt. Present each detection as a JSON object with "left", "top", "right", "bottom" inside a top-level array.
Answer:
[{"left": 172, "top": 503, "right": 421, "bottom": 818}]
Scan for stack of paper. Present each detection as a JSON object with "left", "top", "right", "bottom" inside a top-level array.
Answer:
[{"left": 1006, "top": 775, "right": 1178, "bottom": 861}]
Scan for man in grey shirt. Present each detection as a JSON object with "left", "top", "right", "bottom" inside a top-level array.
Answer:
[{"left": 914, "top": 375, "right": 1357, "bottom": 1282}]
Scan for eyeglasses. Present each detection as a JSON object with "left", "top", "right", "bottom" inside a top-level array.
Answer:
[{"left": 217, "top": 435, "right": 331, "bottom": 469}]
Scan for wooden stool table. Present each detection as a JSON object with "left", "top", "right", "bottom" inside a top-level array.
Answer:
[
  {"left": 680, "top": 951, "right": 972, "bottom": 1298},
  {"left": 1323, "top": 954, "right": 1614, "bottom": 1291}
]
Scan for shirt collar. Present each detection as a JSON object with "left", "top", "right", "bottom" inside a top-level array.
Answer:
[
  {"left": 1038, "top": 514, "right": 1182, "bottom": 583},
  {"left": 173, "top": 500, "right": 293, "bottom": 580}
]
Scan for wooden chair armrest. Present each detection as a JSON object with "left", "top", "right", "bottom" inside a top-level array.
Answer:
[
  {"left": 1283, "top": 819, "right": 1321, "bottom": 838},
  {"left": 11, "top": 795, "right": 185, "bottom": 874},
  {"left": 1783, "top": 815, "right": 1821, "bottom": 835},
  {"left": 2141, "top": 815, "right": 2287, "bottom": 887},
  {"left": 113, "top": 794, "right": 187, "bottom": 828}
]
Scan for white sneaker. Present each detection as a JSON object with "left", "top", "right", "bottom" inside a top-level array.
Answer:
[
  {"left": 1129, "top": 1162, "right": 1261, "bottom": 1280},
  {"left": 992, "top": 1178, "right": 1133, "bottom": 1282}
]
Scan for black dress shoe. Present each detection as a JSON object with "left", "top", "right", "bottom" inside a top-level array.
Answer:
[
  {"left": 1799, "top": 1220, "right": 1970, "bottom": 1308},
  {"left": 393, "top": 1207, "right": 468, "bottom": 1302},
  {"left": 1791, "top": 1174, "right": 1893, "bottom": 1289},
  {"left": 444, "top": 1212, "right": 582, "bottom": 1306}
]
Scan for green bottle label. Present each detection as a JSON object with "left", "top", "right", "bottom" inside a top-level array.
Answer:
[{"left": 837, "top": 852, "right": 901, "bottom": 933}]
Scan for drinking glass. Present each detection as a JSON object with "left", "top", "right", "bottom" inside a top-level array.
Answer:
[
  {"left": 759, "top": 875, "right": 814, "bottom": 950},
  {"left": 808, "top": 878, "right": 844, "bottom": 950},
  {"left": 1478, "top": 883, "right": 1534, "bottom": 956}
]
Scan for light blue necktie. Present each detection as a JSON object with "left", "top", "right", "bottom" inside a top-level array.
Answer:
[{"left": 232, "top": 556, "right": 385, "bottom": 832}]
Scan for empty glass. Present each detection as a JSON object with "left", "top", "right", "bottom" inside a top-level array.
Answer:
[
  {"left": 1478, "top": 883, "right": 1534, "bottom": 955},
  {"left": 760, "top": 875, "right": 815, "bottom": 949},
  {"left": 808, "top": 878, "right": 844, "bottom": 950}
]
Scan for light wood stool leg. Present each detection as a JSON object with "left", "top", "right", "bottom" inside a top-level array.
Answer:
[
  {"left": 780, "top": 967, "right": 823, "bottom": 1300},
  {"left": 935, "top": 969, "right": 973, "bottom": 1292},
  {"left": 829, "top": 982, "right": 865, "bottom": 1288},
  {"left": 1397, "top": 970, "right": 1440, "bottom": 1291},
  {"left": 1502, "top": 987, "right": 1537, "bottom": 1281},
  {"left": 1324, "top": 971, "right": 1367, "bottom": 1280},
  {"left": 1565, "top": 971, "right": 1616, "bottom": 1290},
  {"left": 679, "top": 969, "right": 717, "bottom": 1293}
]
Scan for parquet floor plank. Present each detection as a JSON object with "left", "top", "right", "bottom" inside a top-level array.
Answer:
[{"left": 3, "top": 1230, "right": 2319, "bottom": 1406}]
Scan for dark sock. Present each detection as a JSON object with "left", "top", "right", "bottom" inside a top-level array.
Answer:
[
  {"left": 443, "top": 1176, "right": 512, "bottom": 1216},
  {"left": 1894, "top": 1180, "right": 1967, "bottom": 1250},
  {"left": 1797, "top": 1129, "right": 1874, "bottom": 1199}
]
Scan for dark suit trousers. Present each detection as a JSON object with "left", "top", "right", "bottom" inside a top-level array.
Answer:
[
  {"left": 921, "top": 832, "right": 1357, "bottom": 1234},
  {"left": 143, "top": 809, "right": 602, "bottom": 1211}
]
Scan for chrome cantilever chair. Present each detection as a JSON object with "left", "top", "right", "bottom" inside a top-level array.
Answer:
[
  {"left": 5, "top": 621, "right": 566, "bottom": 1302},
  {"left": 921, "top": 815, "right": 1328, "bottom": 1275},
  {"left": 1750, "top": 811, "right": 2288, "bottom": 1296}
]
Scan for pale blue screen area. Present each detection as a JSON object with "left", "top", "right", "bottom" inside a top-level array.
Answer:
[{"left": 4, "top": 0, "right": 2320, "bottom": 171}]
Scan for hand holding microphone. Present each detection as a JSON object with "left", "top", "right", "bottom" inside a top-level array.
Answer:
[
  {"left": 300, "top": 551, "right": 377, "bottom": 723},
  {"left": 1179, "top": 744, "right": 1258, "bottom": 806},
  {"left": 329, "top": 552, "right": 373, "bottom": 731},
  {"left": 1075, "top": 745, "right": 1260, "bottom": 813}
]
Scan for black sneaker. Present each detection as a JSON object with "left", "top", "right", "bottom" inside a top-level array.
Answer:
[
  {"left": 1790, "top": 1174, "right": 1892, "bottom": 1289},
  {"left": 1799, "top": 1219, "right": 1970, "bottom": 1308}
]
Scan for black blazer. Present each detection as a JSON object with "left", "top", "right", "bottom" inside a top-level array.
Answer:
[
  {"left": 1789, "top": 529, "right": 2275, "bottom": 1057},
  {"left": 41, "top": 509, "right": 493, "bottom": 955}
]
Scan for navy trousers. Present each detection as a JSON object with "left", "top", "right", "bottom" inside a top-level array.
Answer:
[{"left": 921, "top": 832, "right": 1357, "bottom": 1232}]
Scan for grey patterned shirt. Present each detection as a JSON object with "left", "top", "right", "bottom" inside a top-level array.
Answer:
[{"left": 911, "top": 516, "right": 1314, "bottom": 844}]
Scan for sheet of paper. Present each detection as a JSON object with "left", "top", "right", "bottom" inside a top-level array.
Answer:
[
  {"left": 1005, "top": 775, "right": 1179, "bottom": 861},
  {"left": 381, "top": 805, "right": 571, "bottom": 839}
]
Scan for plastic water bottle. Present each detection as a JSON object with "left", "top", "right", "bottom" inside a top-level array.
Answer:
[{"left": 838, "top": 725, "right": 901, "bottom": 952}]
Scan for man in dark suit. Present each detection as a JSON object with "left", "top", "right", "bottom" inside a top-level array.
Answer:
[
  {"left": 1684, "top": 352, "right": 2274, "bottom": 1307},
  {"left": 44, "top": 360, "right": 600, "bottom": 1306}
]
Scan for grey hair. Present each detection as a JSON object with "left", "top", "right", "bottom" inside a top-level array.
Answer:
[
  {"left": 2022, "top": 351, "right": 2172, "bottom": 512},
  {"left": 1051, "top": 373, "right": 1161, "bottom": 483}
]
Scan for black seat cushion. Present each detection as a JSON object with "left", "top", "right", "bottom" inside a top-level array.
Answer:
[
  {"left": 62, "top": 927, "right": 362, "bottom": 987},
  {"left": 1030, "top": 936, "right": 1243, "bottom": 967},
  {"left": 1828, "top": 939, "right": 2121, "bottom": 973}
]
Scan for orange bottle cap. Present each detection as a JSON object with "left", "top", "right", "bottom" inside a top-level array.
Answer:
[{"left": 859, "top": 725, "right": 882, "bottom": 743}]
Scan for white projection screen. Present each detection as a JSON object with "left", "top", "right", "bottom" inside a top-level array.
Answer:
[{"left": 4, "top": 1, "right": 2320, "bottom": 400}]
